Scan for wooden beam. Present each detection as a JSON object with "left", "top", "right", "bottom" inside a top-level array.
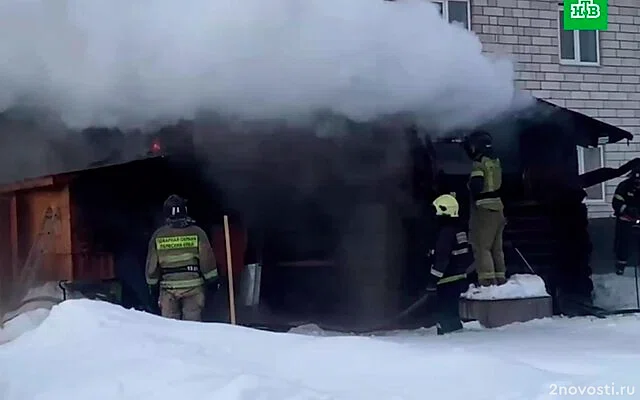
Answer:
[
  {"left": 0, "top": 176, "right": 54, "bottom": 194},
  {"left": 52, "top": 173, "right": 77, "bottom": 188}
]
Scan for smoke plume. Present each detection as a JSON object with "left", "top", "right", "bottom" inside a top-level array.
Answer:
[{"left": 0, "top": 0, "right": 521, "bottom": 132}]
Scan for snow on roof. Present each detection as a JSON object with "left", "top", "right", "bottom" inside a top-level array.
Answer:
[{"left": 461, "top": 274, "right": 550, "bottom": 300}]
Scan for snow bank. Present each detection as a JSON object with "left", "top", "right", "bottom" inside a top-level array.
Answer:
[
  {"left": 0, "top": 0, "right": 520, "bottom": 130},
  {"left": 1, "top": 281, "right": 84, "bottom": 325},
  {"left": 0, "top": 308, "right": 50, "bottom": 345},
  {"left": 461, "top": 274, "right": 550, "bottom": 300},
  {"left": 593, "top": 272, "right": 640, "bottom": 311},
  {"left": 1, "top": 299, "right": 639, "bottom": 400},
  {"left": 288, "top": 323, "right": 344, "bottom": 337}
]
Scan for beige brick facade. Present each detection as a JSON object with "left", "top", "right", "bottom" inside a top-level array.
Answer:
[{"left": 435, "top": 0, "right": 640, "bottom": 218}]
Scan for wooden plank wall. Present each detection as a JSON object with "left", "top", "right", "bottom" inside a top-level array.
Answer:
[
  {"left": 15, "top": 186, "right": 73, "bottom": 282},
  {"left": 68, "top": 189, "right": 115, "bottom": 281},
  {"left": 1, "top": 178, "right": 121, "bottom": 294},
  {"left": 0, "top": 196, "right": 12, "bottom": 304}
]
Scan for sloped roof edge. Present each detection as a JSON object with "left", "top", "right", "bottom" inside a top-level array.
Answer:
[
  {"left": 535, "top": 98, "right": 633, "bottom": 147},
  {"left": 0, "top": 155, "right": 166, "bottom": 194}
]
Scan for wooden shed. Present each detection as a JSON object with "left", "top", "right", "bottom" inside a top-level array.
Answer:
[
  {"left": 0, "top": 155, "right": 227, "bottom": 311},
  {"left": 0, "top": 103, "right": 635, "bottom": 327},
  {"left": 0, "top": 170, "right": 114, "bottom": 302}
]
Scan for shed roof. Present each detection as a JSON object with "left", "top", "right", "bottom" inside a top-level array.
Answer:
[
  {"left": 535, "top": 98, "right": 633, "bottom": 147},
  {"left": 0, "top": 156, "right": 166, "bottom": 195},
  {"left": 0, "top": 100, "right": 633, "bottom": 194}
]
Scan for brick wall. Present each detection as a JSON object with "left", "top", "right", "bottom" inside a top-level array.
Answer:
[{"left": 470, "top": 0, "right": 640, "bottom": 218}]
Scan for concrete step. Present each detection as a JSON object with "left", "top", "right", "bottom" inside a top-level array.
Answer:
[{"left": 459, "top": 296, "right": 553, "bottom": 328}]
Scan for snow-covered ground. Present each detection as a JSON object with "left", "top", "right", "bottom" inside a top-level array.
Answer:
[
  {"left": 593, "top": 271, "right": 640, "bottom": 311},
  {"left": 0, "top": 308, "right": 50, "bottom": 345},
  {"left": 1, "top": 299, "right": 640, "bottom": 400}
]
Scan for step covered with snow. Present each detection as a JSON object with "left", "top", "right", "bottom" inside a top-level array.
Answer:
[{"left": 459, "top": 274, "right": 552, "bottom": 328}]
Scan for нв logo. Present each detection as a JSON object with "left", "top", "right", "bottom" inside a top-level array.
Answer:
[{"left": 570, "top": 0, "right": 601, "bottom": 19}]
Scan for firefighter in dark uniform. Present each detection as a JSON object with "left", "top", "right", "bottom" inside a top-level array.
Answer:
[
  {"left": 464, "top": 130, "right": 507, "bottom": 286},
  {"left": 612, "top": 167, "right": 640, "bottom": 275},
  {"left": 145, "top": 195, "right": 218, "bottom": 321},
  {"left": 426, "top": 194, "right": 472, "bottom": 335}
]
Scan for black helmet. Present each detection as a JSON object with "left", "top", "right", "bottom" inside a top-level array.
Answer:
[
  {"left": 163, "top": 194, "right": 188, "bottom": 219},
  {"left": 464, "top": 130, "right": 493, "bottom": 159}
]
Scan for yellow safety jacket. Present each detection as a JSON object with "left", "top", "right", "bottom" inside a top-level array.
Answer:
[
  {"left": 469, "top": 156, "right": 504, "bottom": 211},
  {"left": 145, "top": 223, "right": 218, "bottom": 290}
]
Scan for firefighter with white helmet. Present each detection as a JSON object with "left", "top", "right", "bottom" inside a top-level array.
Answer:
[{"left": 426, "top": 194, "right": 472, "bottom": 334}]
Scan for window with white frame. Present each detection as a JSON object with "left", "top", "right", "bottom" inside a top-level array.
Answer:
[
  {"left": 577, "top": 146, "right": 606, "bottom": 201},
  {"left": 558, "top": 6, "right": 600, "bottom": 65},
  {"left": 432, "top": 1, "right": 471, "bottom": 30}
]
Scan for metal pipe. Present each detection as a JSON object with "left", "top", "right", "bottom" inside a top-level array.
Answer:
[
  {"left": 635, "top": 264, "right": 640, "bottom": 310},
  {"left": 514, "top": 247, "right": 536, "bottom": 274}
]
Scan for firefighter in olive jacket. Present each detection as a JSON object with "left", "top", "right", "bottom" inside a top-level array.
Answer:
[
  {"left": 426, "top": 194, "right": 472, "bottom": 335},
  {"left": 612, "top": 167, "right": 640, "bottom": 275},
  {"left": 464, "top": 131, "right": 506, "bottom": 286},
  {"left": 145, "top": 195, "right": 218, "bottom": 321}
]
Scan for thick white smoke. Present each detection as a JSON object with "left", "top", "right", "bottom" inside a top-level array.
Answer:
[{"left": 0, "top": 0, "right": 521, "bottom": 131}]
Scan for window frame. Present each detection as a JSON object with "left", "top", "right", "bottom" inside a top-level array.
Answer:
[
  {"left": 577, "top": 146, "right": 606, "bottom": 203},
  {"left": 557, "top": 5, "right": 601, "bottom": 66},
  {"left": 432, "top": 0, "right": 471, "bottom": 31}
]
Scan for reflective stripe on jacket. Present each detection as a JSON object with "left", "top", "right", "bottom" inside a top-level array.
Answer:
[
  {"left": 430, "top": 224, "right": 473, "bottom": 285},
  {"left": 470, "top": 156, "right": 503, "bottom": 211},
  {"left": 612, "top": 178, "right": 640, "bottom": 218},
  {"left": 145, "top": 223, "right": 218, "bottom": 290}
]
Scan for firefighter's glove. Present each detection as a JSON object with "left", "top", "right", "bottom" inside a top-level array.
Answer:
[
  {"left": 425, "top": 249, "right": 435, "bottom": 266},
  {"left": 625, "top": 206, "right": 639, "bottom": 219},
  {"left": 206, "top": 277, "right": 220, "bottom": 292}
]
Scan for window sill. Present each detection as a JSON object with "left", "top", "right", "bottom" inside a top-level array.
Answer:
[{"left": 559, "top": 60, "right": 600, "bottom": 67}]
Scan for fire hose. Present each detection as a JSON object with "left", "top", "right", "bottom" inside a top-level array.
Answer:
[
  {"left": 295, "top": 234, "right": 640, "bottom": 333},
  {"left": 308, "top": 289, "right": 438, "bottom": 334},
  {"left": 309, "top": 250, "right": 447, "bottom": 334},
  {"left": 247, "top": 289, "right": 438, "bottom": 334}
]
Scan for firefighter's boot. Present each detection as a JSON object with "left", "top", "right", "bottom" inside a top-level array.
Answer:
[
  {"left": 437, "top": 321, "right": 463, "bottom": 335},
  {"left": 615, "top": 261, "right": 626, "bottom": 276},
  {"left": 478, "top": 278, "right": 496, "bottom": 287}
]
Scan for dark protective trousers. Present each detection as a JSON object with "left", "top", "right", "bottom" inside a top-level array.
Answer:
[
  {"left": 159, "top": 285, "right": 206, "bottom": 321},
  {"left": 469, "top": 207, "right": 506, "bottom": 286},
  {"left": 436, "top": 278, "right": 468, "bottom": 334},
  {"left": 614, "top": 219, "right": 640, "bottom": 270}
]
